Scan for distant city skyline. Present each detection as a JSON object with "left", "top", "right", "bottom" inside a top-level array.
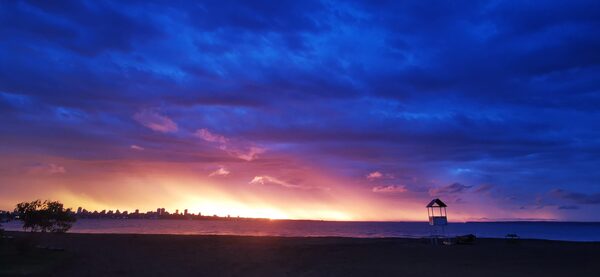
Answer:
[{"left": 2, "top": 205, "right": 267, "bottom": 222}]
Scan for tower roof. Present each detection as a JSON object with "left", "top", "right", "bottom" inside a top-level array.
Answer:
[{"left": 426, "top": 198, "right": 447, "bottom": 208}]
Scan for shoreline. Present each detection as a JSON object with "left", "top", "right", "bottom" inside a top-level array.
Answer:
[
  {"left": 3, "top": 231, "right": 600, "bottom": 276},
  {"left": 4, "top": 230, "right": 600, "bottom": 243},
  {"left": 5, "top": 219, "right": 600, "bottom": 242}
]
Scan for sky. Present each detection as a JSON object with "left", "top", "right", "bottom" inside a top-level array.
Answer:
[{"left": 1, "top": 0, "right": 600, "bottom": 221}]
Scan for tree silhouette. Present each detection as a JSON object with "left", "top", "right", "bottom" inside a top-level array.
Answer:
[{"left": 14, "top": 200, "right": 76, "bottom": 233}]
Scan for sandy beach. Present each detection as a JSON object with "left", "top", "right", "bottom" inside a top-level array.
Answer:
[{"left": 2, "top": 231, "right": 599, "bottom": 276}]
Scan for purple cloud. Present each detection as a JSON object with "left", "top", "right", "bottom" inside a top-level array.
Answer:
[
  {"left": 473, "top": 184, "right": 494, "bottom": 194},
  {"left": 250, "top": 176, "right": 313, "bottom": 190},
  {"left": 372, "top": 185, "right": 407, "bottom": 193},
  {"left": 130, "top": 145, "right": 144, "bottom": 151},
  {"left": 133, "top": 110, "right": 178, "bottom": 133},
  {"left": 195, "top": 129, "right": 228, "bottom": 144},
  {"left": 26, "top": 163, "right": 66, "bottom": 175},
  {"left": 195, "top": 128, "right": 265, "bottom": 161},
  {"left": 209, "top": 167, "right": 230, "bottom": 177},
  {"left": 429, "top": 183, "right": 473, "bottom": 196}
]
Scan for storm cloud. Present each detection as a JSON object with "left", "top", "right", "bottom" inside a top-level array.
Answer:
[{"left": 1, "top": 0, "right": 600, "bottom": 220}]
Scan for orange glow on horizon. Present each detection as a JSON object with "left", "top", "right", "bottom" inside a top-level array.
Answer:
[{"left": 0, "top": 154, "right": 560, "bottom": 222}]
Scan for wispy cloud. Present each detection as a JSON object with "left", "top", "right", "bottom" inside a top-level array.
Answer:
[
  {"left": 195, "top": 128, "right": 266, "bottom": 161},
  {"left": 26, "top": 163, "right": 66, "bottom": 175},
  {"left": 209, "top": 167, "right": 230, "bottom": 177},
  {"left": 233, "top": 146, "right": 266, "bottom": 161},
  {"left": 558, "top": 205, "right": 580, "bottom": 210},
  {"left": 372, "top": 185, "right": 407, "bottom": 193},
  {"left": 429, "top": 182, "right": 472, "bottom": 196},
  {"left": 551, "top": 189, "right": 600, "bottom": 205},
  {"left": 195, "top": 129, "right": 228, "bottom": 144},
  {"left": 133, "top": 110, "right": 178, "bottom": 133},
  {"left": 366, "top": 171, "right": 395, "bottom": 180},
  {"left": 366, "top": 171, "right": 383, "bottom": 180},
  {"left": 249, "top": 175, "right": 316, "bottom": 190},
  {"left": 130, "top": 145, "right": 145, "bottom": 151},
  {"left": 473, "top": 184, "right": 493, "bottom": 194}
]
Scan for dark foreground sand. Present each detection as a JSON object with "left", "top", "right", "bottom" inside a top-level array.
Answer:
[{"left": 2, "top": 231, "right": 600, "bottom": 276}]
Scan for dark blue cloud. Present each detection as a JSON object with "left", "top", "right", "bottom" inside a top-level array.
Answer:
[
  {"left": 1, "top": 0, "right": 163, "bottom": 55},
  {"left": 552, "top": 189, "right": 600, "bottom": 205}
]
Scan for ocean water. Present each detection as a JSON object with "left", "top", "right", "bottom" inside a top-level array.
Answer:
[{"left": 3, "top": 219, "right": 600, "bottom": 242}]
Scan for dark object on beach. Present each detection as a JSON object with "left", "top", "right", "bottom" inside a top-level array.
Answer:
[
  {"left": 506, "top": 233, "right": 520, "bottom": 243},
  {"left": 35, "top": 245, "right": 66, "bottom": 251},
  {"left": 456, "top": 234, "right": 476, "bottom": 245},
  {"left": 14, "top": 200, "right": 77, "bottom": 233}
]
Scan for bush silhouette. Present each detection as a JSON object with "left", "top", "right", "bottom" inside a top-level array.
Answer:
[{"left": 14, "top": 200, "right": 76, "bottom": 233}]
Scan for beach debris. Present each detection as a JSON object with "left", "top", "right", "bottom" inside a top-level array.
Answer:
[
  {"left": 505, "top": 233, "right": 520, "bottom": 243},
  {"left": 35, "top": 244, "right": 66, "bottom": 251},
  {"left": 456, "top": 234, "right": 476, "bottom": 245}
]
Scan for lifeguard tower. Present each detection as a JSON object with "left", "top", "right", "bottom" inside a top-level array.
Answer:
[{"left": 426, "top": 198, "right": 448, "bottom": 244}]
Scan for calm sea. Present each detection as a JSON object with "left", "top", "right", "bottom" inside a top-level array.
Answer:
[{"left": 3, "top": 219, "right": 600, "bottom": 242}]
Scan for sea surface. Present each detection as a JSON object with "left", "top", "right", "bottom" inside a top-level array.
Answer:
[{"left": 3, "top": 219, "right": 600, "bottom": 242}]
